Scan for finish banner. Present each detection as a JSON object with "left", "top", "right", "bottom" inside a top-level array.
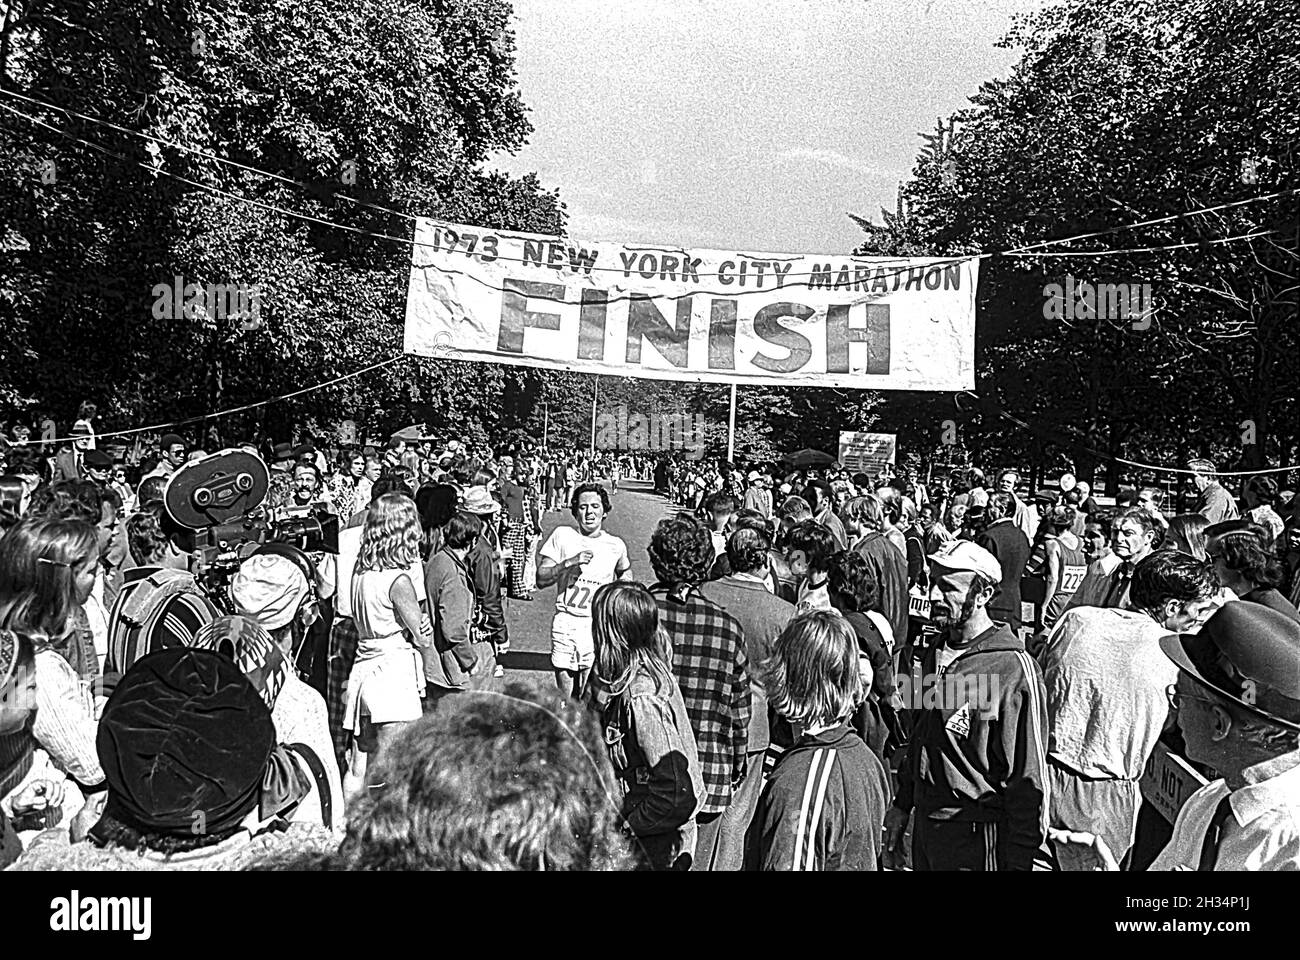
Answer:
[{"left": 403, "top": 219, "right": 978, "bottom": 390}]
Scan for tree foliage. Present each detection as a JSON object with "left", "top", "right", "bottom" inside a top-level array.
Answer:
[
  {"left": 852, "top": 0, "right": 1300, "bottom": 489},
  {"left": 0, "top": 0, "right": 565, "bottom": 445}
]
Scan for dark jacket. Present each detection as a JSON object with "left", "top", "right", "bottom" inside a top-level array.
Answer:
[
  {"left": 423, "top": 547, "right": 490, "bottom": 688},
  {"left": 977, "top": 519, "right": 1031, "bottom": 632},
  {"left": 468, "top": 527, "right": 506, "bottom": 645},
  {"left": 1240, "top": 586, "right": 1300, "bottom": 622},
  {"left": 894, "top": 623, "right": 1051, "bottom": 871},
  {"left": 748, "top": 722, "right": 891, "bottom": 871},
  {"left": 852, "top": 532, "right": 908, "bottom": 645}
]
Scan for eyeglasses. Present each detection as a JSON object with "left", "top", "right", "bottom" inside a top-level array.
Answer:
[{"left": 1166, "top": 684, "right": 1215, "bottom": 709}]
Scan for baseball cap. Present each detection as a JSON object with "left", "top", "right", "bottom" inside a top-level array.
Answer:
[
  {"left": 927, "top": 540, "right": 1002, "bottom": 583},
  {"left": 1160, "top": 601, "right": 1300, "bottom": 731},
  {"left": 230, "top": 554, "right": 310, "bottom": 631}
]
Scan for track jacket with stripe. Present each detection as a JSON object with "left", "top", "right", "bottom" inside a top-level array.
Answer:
[
  {"left": 749, "top": 723, "right": 891, "bottom": 871},
  {"left": 894, "top": 623, "right": 1051, "bottom": 871}
]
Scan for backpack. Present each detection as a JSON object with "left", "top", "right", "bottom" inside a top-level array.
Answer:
[{"left": 107, "top": 568, "right": 219, "bottom": 676}]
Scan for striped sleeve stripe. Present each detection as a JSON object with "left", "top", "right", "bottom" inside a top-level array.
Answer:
[
  {"left": 791, "top": 748, "right": 825, "bottom": 871},
  {"left": 1014, "top": 651, "right": 1052, "bottom": 838},
  {"left": 804, "top": 749, "right": 838, "bottom": 871}
]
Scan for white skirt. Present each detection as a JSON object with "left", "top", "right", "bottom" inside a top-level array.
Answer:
[{"left": 342, "top": 641, "right": 424, "bottom": 731}]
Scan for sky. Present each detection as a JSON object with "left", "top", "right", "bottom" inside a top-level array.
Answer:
[{"left": 489, "top": 0, "right": 1052, "bottom": 255}]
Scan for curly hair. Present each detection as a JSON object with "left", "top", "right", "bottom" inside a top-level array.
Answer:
[
  {"left": 126, "top": 502, "right": 169, "bottom": 565},
  {"left": 27, "top": 479, "right": 100, "bottom": 523},
  {"left": 826, "top": 550, "right": 879, "bottom": 613},
  {"left": 325, "top": 681, "right": 635, "bottom": 871},
  {"left": 570, "top": 483, "right": 611, "bottom": 517},
  {"left": 761, "top": 610, "right": 863, "bottom": 726},
  {"left": 356, "top": 493, "right": 423, "bottom": 574},
  {"left": 648, "top": 515, "right": 713, "bottom": 586}
]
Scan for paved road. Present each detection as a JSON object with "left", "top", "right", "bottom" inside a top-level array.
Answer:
[{"left": 499, "top": 478, "right": 673, "bottom": 683}]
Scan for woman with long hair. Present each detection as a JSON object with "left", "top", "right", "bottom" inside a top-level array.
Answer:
[
  {"left": 327, "top": 449, "right": 366, "bottom": 521},
  {"left": 0, "top": 517, "right": 105, "bottom": 819},
  {"left": 0, "top": 475, "right": 28, "bottom": 531},
  {"left": 342, "top": 493, "right": 433, "bottom": 796},
  {"left": 415, "top": 483, "right": 459, "bottom": 559},
  {"left": 1164, "top": 512, "right": 1211, "bottom": 560},
  {"left": 589, "top": 580, "right": 703, "bottom": 870}
]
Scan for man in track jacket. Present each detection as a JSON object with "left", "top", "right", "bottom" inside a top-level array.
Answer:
[{"left": 884, "top": 540, "right": 1053, "bottom": 871}]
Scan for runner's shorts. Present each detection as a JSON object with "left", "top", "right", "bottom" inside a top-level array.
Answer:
[{"left": 550, "top": 610, "right": 595, "bottom": 671}]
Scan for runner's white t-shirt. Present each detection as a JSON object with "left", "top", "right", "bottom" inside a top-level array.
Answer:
[{"left": 539, "top": 525, "right": 628, "bottom": 619}]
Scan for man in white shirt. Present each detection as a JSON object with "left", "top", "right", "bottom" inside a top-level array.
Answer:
[
  {"left": 1152, "top": 601, "right": 1300, "bottom": 870},
  {"left": 1039, "top": 552, "right": 1219, "bottom": 868}
]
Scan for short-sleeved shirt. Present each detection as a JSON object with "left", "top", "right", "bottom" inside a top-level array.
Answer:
[{"left": 539, "top": 526, "right": 629, "bottom": 619}]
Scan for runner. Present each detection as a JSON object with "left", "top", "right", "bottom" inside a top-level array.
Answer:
[{"left": 536, "top": 482, "right": 631, "bottom": 698}]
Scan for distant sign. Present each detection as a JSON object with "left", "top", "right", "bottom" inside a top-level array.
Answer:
[
  {"left": 839, "top": 431, "right": 896, "bottom": 476},
  {"left": 1140, "top": 742, "right": 1209, "bottom": 823}
]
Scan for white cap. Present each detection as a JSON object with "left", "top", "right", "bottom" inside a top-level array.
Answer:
[{"left": 927, "top": 540, "right": 1002, "bottom": 582}]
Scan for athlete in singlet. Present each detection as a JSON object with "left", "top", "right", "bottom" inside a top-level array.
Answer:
[
  {"left": 536, "top": 483, "right": 631, "bottom": 698},
  {"left": 1040, "top": 505, "right": 1089, "bottom": 628}
]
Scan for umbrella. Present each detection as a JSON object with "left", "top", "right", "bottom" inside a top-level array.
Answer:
[
  {"left": 784, "top": 447, "right": 835, "bottom": 469},
  {"left": 391, "top": 424, "right": 428, "bottom": 442}
]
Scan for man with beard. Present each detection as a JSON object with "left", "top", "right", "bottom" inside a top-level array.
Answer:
[{"left": 883, "top": 539, "right": 1052, "bottom": 871}]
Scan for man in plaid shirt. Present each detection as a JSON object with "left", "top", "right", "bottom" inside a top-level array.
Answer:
[{"left": 648, "top": 515, "right": 751, "bottom": 871}]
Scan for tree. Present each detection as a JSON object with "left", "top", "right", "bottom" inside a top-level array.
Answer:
[
  {"left": 850, "top": 0, "right": 1300, "bottom": 489},
  {"left": 0, "top": 0, "right": 565, "bottom": 445}
]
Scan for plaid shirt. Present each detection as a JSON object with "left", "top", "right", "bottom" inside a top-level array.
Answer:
[{"left": 651, "top": 583, "right": 751, "bottom": 815}]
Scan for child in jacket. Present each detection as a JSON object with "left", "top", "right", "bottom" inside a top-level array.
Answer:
[{"left": 748, "top": 609, "right": 892, "bottom": 871}]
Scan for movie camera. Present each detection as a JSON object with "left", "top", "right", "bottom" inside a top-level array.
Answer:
[{"left": 162, "top": 449, "right": 339, "bottom": 600}]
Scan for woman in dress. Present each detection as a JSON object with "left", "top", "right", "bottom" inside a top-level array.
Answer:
[{"left": 342, "top": 494, "right": 432, "bottom": 796}]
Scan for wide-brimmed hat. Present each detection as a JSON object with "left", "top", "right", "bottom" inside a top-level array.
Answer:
[
  {"left": 1160, "top": 601, "right": 1300, "bottom": 731},
  {"left": 461, "top": 485, "right": 500, "bottom": 515}
]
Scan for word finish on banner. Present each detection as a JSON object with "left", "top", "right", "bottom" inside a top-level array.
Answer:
[{"left": 403, "top": 220, "right": 978, "bottom": 390}]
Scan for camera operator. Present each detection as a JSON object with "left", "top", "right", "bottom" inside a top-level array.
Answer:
[{"left": 104, "top": 503, "right": 219, "bottom": 694}]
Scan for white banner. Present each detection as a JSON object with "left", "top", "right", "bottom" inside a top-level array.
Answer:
[
  {"left": 839, "top": 431, "right": 897, "bottom": 475},
  {"left": 404, "top": 220, "right": 977, "bottom": 390}
]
